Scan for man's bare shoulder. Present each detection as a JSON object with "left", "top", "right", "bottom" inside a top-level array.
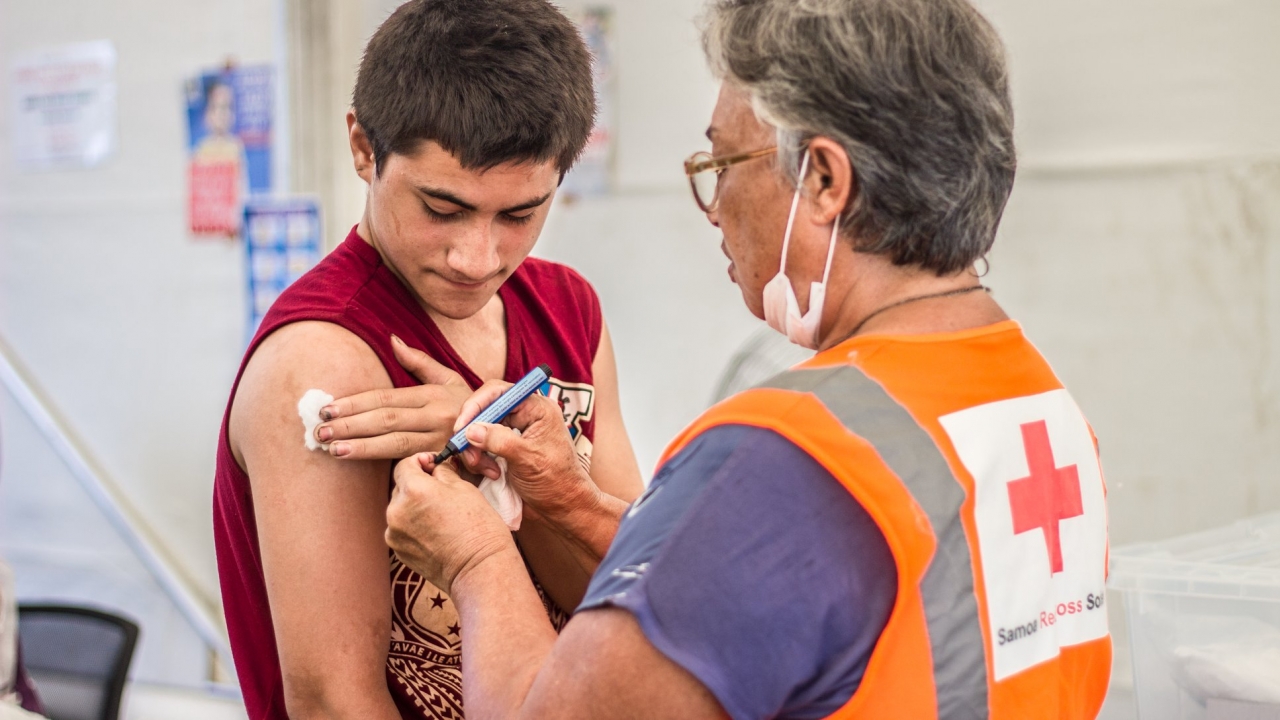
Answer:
[
  {"left": 228, "top": 322, "right": 403, "bottom": 719},
  {"left": 230, "top": 321, "right": 392, "bottom": 468}
]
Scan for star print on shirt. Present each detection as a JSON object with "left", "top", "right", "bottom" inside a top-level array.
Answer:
[
  {"left": 430, "top": 593, "right": 447, "bottom": 609},
  {"left": 447, "top": 624, "right": 461, "bottom": 637}
]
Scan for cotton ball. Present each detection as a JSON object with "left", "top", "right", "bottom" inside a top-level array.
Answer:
[
  {"left": 478, "top": 428, "right": 524, "bottom": 531},
  {"left": 298, "top": 389, "right": 335, "bottom": 451}
]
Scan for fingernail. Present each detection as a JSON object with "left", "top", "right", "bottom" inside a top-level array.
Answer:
[
  {"left": 467, "top": 424, "right": 489, "bottom": 443},
  {"left": 484, "top": 468, "right": 500, "bottom": 480},
  {"left": 316, "top": 425, "right": 333, "bottom": 442},
  {"left": 331, "top": 442, "right": 351, "bottom": 457},
  {"left": 320, "top": 406, "right": 337, "bottom": 421},
  {"left": 391, "top": 334, "right": 404, "bottom": 346}
]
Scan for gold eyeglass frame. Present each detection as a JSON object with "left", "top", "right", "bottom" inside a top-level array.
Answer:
[{"left": 683, "top": 146, "right": 778, "bottom": 213}]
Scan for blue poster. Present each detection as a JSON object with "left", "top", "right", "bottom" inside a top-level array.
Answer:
[
  {"left": 244, "top": 198, "right": 322, "bottom": 337},
  {"left": 185, "top": 65, "right": 273, "bottom": 235},
  {"left": 184, "top": 65, "right": 272, "bottom": 191}
]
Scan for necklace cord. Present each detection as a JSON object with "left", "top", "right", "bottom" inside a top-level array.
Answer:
[{"left": 835, "top": 284, "right": 990, "bottom": 344}]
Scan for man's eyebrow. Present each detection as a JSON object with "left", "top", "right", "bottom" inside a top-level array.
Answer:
[
  {"left": 416, "top": 186, "right": 553, "bottom": 214},
  {"left": 417, "top": 186, "right": 477, "bottom": 212},
  {"left": 500, "top": 191, "right": 554, "bottom": 214}
]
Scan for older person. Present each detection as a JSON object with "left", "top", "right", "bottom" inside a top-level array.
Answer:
[{"left": 385, "top": 0, "right": 1114, "bottom": 718}]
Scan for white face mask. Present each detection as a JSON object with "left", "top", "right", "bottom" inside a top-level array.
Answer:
[{"left": 762, "top": 151, "right": 841, "bottom": 350}]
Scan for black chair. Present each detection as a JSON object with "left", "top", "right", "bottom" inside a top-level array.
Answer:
[{"left": 15, "top": 604, "right": 139, "bottom": 720}]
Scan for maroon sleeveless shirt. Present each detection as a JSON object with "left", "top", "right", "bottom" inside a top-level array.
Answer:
[{"left": 213, "top": 226, "right": 602, "bottom": 720}]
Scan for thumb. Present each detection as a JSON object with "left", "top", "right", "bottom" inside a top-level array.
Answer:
[
  {"left": 415, "top": 451, "right": 437, "bottom": 473},
  {"left": 465, "top": 423, "right": 525, "bottom": 460},
  {"left": 392, "top": 335, "right": 465, "bottom": 386}
]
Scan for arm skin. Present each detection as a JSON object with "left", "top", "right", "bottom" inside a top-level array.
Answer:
[
  {"left": 321, "top": 321, "right": 643, "bottom": 611},
  {"left": 513, "top": 323, "right": 643, "bottom": 608},
  {"left": 452, "top": 385, "right": 632, "bottom": 582},
  {"left": 318, "top": 322, "right": 640, "bottom": 505},
  {"left": 229, "top": 321, "right": 402, "bottom": 720},
  {"left": 385, "top": 458, "right": 727, "bottom": 720},
  {"left": 457, "top": 553, "right": 727, "bottom": 720}
]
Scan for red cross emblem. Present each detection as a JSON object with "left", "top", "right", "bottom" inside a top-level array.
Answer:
[{"left": 1006, "top": 420, "right": 1083, "bottom": 574}]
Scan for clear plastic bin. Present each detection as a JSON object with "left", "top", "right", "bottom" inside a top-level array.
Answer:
[{"left": 1109, "top": 513, "right": 1280, "bottom": 720}]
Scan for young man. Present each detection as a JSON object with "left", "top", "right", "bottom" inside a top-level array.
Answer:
[{"left": 212, "top": 2, "right": 642, "bottom": 718}]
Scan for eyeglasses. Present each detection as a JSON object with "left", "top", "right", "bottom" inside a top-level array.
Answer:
[{"left": 683, "top": 146, "right": 777, "bottom": 213}]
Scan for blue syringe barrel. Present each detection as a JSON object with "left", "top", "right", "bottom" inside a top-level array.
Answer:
[{"left": 434, "top": 363, "right": 551, "bottom": 464}]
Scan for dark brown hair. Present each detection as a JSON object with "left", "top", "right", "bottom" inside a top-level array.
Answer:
[{"left": 353, "top": 0, "right": 596, "bottom": 175}]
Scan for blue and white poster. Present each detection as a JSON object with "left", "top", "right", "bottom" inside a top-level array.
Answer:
[
  {"left": 560, "top": 7, "right": 615, "bottom": 198},
  {"left": 244, "top": 197, "right": 321, "bottom": 336}
]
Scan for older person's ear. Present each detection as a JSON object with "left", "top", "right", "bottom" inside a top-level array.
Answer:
[{"left": 805, "top": 137, "right": 856, "bottom": 226}]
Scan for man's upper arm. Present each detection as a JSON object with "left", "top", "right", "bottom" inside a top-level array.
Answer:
[
  {"left": 521, "top": 607, "right": 727, "bottom": 720},
  {"left": 514, "top": 322, "right": 638, "bottom": 610},
  {"left": 230, "top": 321, "right": 401, "bottom": 719},
  {"left": 588, "top": 322, "right": 642, "bottom": 503}
]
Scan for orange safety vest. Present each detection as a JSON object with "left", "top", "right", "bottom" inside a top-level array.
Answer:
[{"left": 659, "top": 322, "right": 1112, "bottom": 719}]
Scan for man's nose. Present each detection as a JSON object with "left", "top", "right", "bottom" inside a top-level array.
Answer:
[
  {"left": 706, "top": 204, "right": 721, "bottom": 228},
  {"left": 445, "top": 222, "right": 501, "bottom": 281}
]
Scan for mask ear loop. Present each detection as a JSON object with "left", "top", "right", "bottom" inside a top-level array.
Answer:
[
  {"left": 820, "top": 214, "right": 841, "bottom": 287},
  {"left": 778, "top": 151, "right": 812, "bottom": 274},
  {"left": 806, "top": 209, "right": 842, "bottom": 347}
]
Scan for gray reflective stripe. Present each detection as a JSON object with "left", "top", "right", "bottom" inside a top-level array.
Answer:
[{"left": 760, "top": 367, "right": 989, "bottom": 719}]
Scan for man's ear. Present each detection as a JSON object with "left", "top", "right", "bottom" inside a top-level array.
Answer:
[
  {"left": 804, "top": 137, "right": 856, "bottom": 227},
  {"left": 348, "top": 111, "right": 376, "bottom": 185}
]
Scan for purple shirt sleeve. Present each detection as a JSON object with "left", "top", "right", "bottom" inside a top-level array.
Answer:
[
  {"left": 578, "top": 425, "right": 897, "bottom": 720},
  {"left": 14, "top": 643, "right": 45, "bottom": 715}
]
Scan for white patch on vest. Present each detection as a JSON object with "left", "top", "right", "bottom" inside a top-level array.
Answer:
[
  {"left": 939, "top": 389, "right": 1109, "bottom": 681},
  {"left": 298, "top": 389, "right": 334, "bottom": 451}
]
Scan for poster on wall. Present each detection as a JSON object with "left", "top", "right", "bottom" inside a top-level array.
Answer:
[
  {"left": 184, "top": 64, "right": 274, "bottom": 237},
  {"left": 10, "top": 40, "right": 117, "bottom": 170},
  {"left": 244, "top": 197, "right": 322, "bottom": 336},
  {"left": 560, "top": 7, "right": 615, "bottom": 198}
]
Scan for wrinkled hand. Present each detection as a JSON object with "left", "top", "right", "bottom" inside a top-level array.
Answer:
[
  {"left": 453, "top": 381, "right": 599, "bottom": 520},
  {"left": 385, "top": 452, "right": 517, "bottom": 595},
  {"left": 317, "top": 335, "right": 471, "bottom": 460}
]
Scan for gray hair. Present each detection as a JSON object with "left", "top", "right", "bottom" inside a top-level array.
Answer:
[{"left": 702, "top": 0, "right": 1016, "bottom": 275}]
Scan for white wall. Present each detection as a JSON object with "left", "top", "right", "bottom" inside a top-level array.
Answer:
[
  {"left": 534, "top": 0, "right": 743, "bottom": 471},
  {"left": 0, "top": 391, "right": 211, "bottom": 684},
  {"left": 0, "top": 0, "right": 277, "bottom": 684},
  {"left": 972, "top": 0, "right": 1280, "bottom": 546}
]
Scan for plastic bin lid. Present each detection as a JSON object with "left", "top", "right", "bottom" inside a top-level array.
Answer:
[{"left": 1108, "top": 512, "right": 1280, "bottom": 601}]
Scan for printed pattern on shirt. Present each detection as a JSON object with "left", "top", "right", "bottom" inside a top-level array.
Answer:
[
  {"left": 385, "top": 554, "right": 569, "bottom": 720},
  {"left": 542, "top": 377, "right": 595, "bottom": 470},
  {"left": 387, "top": 554, "right": 464, "bottom": 719}
]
